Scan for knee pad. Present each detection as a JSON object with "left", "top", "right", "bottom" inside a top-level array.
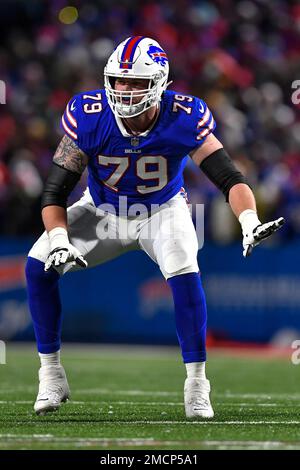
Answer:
[{"left": 156, "top": 234, "right": 199, "bottom": 279}]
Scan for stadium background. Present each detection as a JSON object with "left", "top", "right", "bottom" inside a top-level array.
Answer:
[{"left": 0, "top": 0, "right": 300, "bottom": 348}]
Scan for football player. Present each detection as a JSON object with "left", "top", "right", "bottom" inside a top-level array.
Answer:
[{"left": 25, "top": 36, "right": 284, "bottom": 418}]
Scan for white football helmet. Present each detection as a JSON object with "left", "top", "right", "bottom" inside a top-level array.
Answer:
[{"left": 104, "top": 36, "right": 170, "bottom": 118}]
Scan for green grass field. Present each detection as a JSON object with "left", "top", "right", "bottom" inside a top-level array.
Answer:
[{"left": 1, "top": 344, "right": 300, "bottom": 450}]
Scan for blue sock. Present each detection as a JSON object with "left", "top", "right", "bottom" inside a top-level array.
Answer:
[
  {"left": 25, "top": 257, "right": 62, "bottom": 354},
  {"left": 168, "top": 272, "right": 207, "bottom": 363}
]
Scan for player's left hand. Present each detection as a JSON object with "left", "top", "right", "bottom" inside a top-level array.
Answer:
[{"left": 242, "top": 217, "right": 285, "bottom": 257}]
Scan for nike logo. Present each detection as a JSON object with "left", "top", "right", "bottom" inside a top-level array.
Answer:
[
  {"left": 70, "top": 100, "right": 76, "bottom": 111},
  {"left": 199, "top": 102, "right": 205, "bottom": 113}
]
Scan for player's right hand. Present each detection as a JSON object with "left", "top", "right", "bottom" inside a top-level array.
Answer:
[{"left": 44, "top": 227, "right": 88, "bottom": 272}]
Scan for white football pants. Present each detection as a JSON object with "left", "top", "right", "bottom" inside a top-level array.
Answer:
[{"left": 28, "top": 188, "right": 199, "bottom": 279}]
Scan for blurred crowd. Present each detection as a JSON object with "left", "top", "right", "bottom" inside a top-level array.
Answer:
[{"left": 0, "top": 0, "right": 299, "bottom": 244}]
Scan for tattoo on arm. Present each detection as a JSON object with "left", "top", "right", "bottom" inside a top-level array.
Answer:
[{"left": 53, "top": 135, "right": 88, "bottom": 174}]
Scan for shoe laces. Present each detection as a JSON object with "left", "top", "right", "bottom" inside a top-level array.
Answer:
[
  {"left": 186, "top": 383, "right": 211, "bottom": 409},
  {"left": 192, "top": 393, "right": 210, "bottom": 410},
  {"left": 38, "top": 383, "right": 65, "bottom": 401},
  {"left": 38, "top": 367, "right": 65, "bottom": 399}
]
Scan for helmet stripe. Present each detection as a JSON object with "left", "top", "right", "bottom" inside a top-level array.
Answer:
[{"left": 120, "top": 36, "right": 144, "bottom": 69}]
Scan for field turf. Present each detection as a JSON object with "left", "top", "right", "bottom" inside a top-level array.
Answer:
[{"left": 0, "top": 344, "right": 300, "bottom": 450}]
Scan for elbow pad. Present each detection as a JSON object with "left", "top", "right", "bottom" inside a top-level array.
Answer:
[
  {"left": 41, "top": 162, "right": 81, "bottom": 210},
  {"left": 200, "top": 148, "right": 249, "bottom": 202}
]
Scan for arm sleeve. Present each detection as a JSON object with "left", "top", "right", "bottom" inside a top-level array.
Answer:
[
  {"left": 200, "top": 148, "right": 249, "bottom": 202},
  {"left": 41, "top": 163, "right": 81, "bottom": 210}
]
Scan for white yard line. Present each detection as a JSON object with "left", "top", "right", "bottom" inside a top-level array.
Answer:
[
  {"left": 1, "top": 388, "right": 300, "bottom": 400},
  {"left": 0, "top": 400, "right": 298, "bottom": 407},
  {"left": 103, "top": 420, "right": 300, "bottom": 425},
  {"left": 1, "top": 419, "right": 300, "bottom": 425},
  {"left": 0, "top": 400, "right": 300, "bottom": 408},
  {"left": 75, "top": 389, "right": 182, "bottom": 396},
  {"left": 203, "top": 442, "right": 300, "bottom": 450},
  {"left": 0, "top": 400, "right": 182, "bottom": 406},
  {"left": 0, "top": 435, "right": 154, "bottom": 442},
  {"left": 217, "top": 393, "right": 300, "bottom": 400},
  {"left": 196, "top": 440, "right": 300, "bottom": 448},
  {"left": 68, "top": 391, "right": 300, "bottom": 400},
  {"left": 0, "top": 435, "right": 299, "bottom": 450}
]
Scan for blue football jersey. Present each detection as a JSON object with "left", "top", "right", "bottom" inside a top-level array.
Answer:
[{"left": 61, "top": 89, "right": 216, "bottom": 214}]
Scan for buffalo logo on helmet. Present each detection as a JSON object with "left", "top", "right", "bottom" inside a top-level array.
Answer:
[{"left": 147, "top": 45, "right": 168, "bottom": 67}]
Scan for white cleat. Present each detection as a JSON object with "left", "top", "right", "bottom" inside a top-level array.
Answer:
[
  {"left": 184, "top": 377, "right": 214, "bottom": 419},
  {"left": 34, "top": 365, "right": 70, "bottom": 415}
]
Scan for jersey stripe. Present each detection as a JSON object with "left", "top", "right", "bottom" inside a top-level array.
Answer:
[
  {"left": 62, "top": 114, "right": 78, "bottom": 140},
  {"left": 196, "top": 116, "right": 215, "bottom": 140},
  {"left": 66, "top": 103, "right": 77, "bottom": 128},
  {"left": 120, "top": 36, "right": 144, "bottom": 69},
  {"left": 197, "top": 107, "right": 211, "bottom": 129}
]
